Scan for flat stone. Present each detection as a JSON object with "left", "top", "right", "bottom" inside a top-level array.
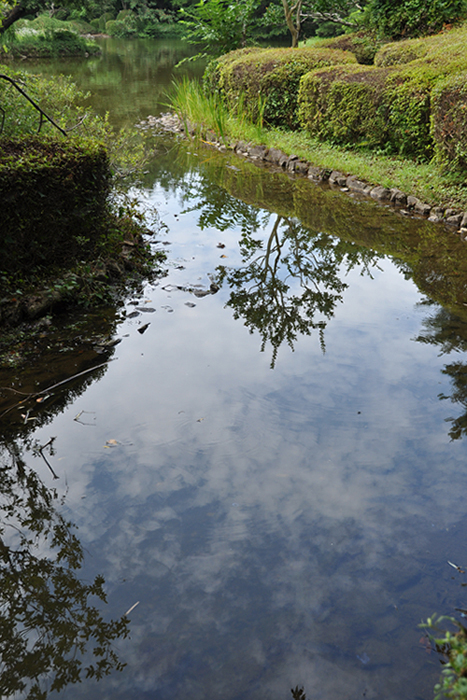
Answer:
[
  {"left": 414, "top": 200, "right": 431, "bottom": 216},
  {"left": 370, "top": 186, "right": 392, "bottom": 201},
  {"left": 307, "top": 166, "right": 329, "bottom": 182},
  {"left": 446, "top": 213, "right": 463, "bottom": 227},
  {"left": 247, "top": 145, "right": 268, "bottom": 160},
  {"left": 347, "top": 176, "right": 368, "bottom": 192},
  {"left": 428, "top": 206, "right": 445, "bottom": 223},
  {"left": 234, "top": 140, "right": 249, "bottom": 153},
  {"left": 460, "top": 212, "right": 467, "bottom": 228},
  {"left": 264, "top": 148, "right": 285, "bottom": 164},
  {"left": 406, "top": 196, "right": 430, "bottom": 216},
  {"left": 390, "top": 188, "right": 407, "bottom": 206},
  {"left": 289, "top": 160, "right": 309, "bottom": 175},
  {"left": 444, "top": 208, "right": 459, "bottom": 219},
  {"left": 329, "top": 170, "right": 346, "bottom": 186}
]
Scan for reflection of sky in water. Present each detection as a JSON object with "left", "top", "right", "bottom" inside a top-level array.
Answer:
[{"left": 29, "top": 170, "right": 467, "bottom": 700}]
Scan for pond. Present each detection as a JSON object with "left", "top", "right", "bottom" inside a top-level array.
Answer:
[{"left": 3, "top": 38, "right": 467, "bottom": 700}]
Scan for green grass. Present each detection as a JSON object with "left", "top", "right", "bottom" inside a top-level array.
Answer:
[{"left": 169, "top": 78, "right": 467, "bottom": 209}]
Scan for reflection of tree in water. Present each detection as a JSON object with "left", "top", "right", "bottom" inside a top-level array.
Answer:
[
  {"left": 415, "top": 305, "right": 467, "bottom": 440},
  {"left": 215, "top": 215, "right": 381, "bottom": 367},
  {"left": 0, "top": 440, "right": 128, "bottom": 700}
]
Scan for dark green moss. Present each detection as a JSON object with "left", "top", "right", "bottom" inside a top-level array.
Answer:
[{"left": 0, "top": 136, "right": 111, "bottom": 273}]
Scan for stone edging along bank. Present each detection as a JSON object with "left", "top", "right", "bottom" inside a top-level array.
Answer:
[{"left": 146, "top": 112, "right": 467, "bottom": 240}]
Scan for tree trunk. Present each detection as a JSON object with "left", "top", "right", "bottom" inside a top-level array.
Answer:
[
  {"left": 281, "top": 0, "right": 302, "bottom": 47},
  {"left": 0, "top": 4, "right": 28, "bottom": 34}
]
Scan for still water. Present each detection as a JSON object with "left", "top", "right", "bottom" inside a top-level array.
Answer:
[{"left": 4, "top": 39, "right": 467, "bottom": 700}]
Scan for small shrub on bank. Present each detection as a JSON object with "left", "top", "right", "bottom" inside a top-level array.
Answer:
[{"left": 205, "top": 47, "right": 357, "bottom": 129}]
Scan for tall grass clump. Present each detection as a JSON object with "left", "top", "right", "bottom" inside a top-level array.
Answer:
[
  {"left": 169, "top": 77, "right": 229, "bottom": 141},
  {"left": 170, "top": 77, "right": 274, "bottom": 145}
]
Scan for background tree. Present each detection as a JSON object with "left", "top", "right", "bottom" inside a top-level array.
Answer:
[{"left": 367, "top": 0, "right": 467, "bottom": 37}]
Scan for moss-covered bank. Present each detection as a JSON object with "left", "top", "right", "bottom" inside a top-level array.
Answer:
[{"left": 0, "top": 136, "right": 164, "bottom": 329}]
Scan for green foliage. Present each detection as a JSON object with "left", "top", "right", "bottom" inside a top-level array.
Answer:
[
  {"left": 298, "top": 24, "right": 467, "bottom": 161},
  {"left": 195, "top": 20, "right": 467, "bottom": 172},
  {"left": 367, "top": 0, "right": 467, "bottom": 38},
  {"left": 298, "top": 65, "right": 381, "bottom": 147},
  {"left": 179, "top": 0, "right": 262, "bottom": 56},
  {"left": 205, "top": 46, "right": 357, "bottom": 128},
  {"left": 170, "top": 75, "right": 231, "bottom": 140},
  {"left": 374, "top": 38, "right": 428, "bottom": 66},
  {"left": 0, "top": 67, "right": 148, "bottom": 174},
  {"left": 298, "top": 63, "right": 433, "bottom": 158},
  {"left": 315, "top": 20, "right": 345, "bottom": 37},
  {"left": 1, "top": 16, "right": 99, "bottom": 56},
  {"left": 321, "top": 30, "right": 381, "bottom": 64},
  {"left": 301, "top": 0, "right": 368, "bottom": 29},
  {"left": 421, "top": 615, "right": 467, "bottom": 700}
]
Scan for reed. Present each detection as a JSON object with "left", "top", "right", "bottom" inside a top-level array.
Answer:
[{"left": 169, "top": 77, "right": 228, "bottom": 142}]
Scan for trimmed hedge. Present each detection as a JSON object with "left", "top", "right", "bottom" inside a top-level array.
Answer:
[
  {"left": 432, "top": 71, "right": 467, "bottom": 171},
  {"left": 374, "top": 24, "right": 467, "bottom": 69},
  {"left": 374, "top": 40, "right": 429, "bottom": 66},
  {"left": 205, "top": 47, "right": 357, "bottom": 129},
  {"left": 299, "top": 25, "right": 467, "bottom": 162},
  {"left": 0, "top": 137, "right": 111, "bottom": 273},
  {"left": 205, "top": 22, "right": 467, "bottom": 172},
  {"left": 298, "top": 63, "right": 433, "bottom": 158}
]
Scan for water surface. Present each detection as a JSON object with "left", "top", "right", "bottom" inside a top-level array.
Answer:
[{"left": 4, "top": 39, "right": 467, "bottom": 700}]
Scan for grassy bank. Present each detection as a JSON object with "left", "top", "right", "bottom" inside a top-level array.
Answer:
[
  {"left": 172, "top": 22, "right": 467, "bottom": 211},
  {"left": 1, "top": 16, "right": 100, "bottom": 58},
  {"left": 170, "top": 78, "right": 467, "bottom": 210}
]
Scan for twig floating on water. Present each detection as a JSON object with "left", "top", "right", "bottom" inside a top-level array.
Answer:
[
  {"left": 448, "top": 560, "right": 465, "bottom": 573},
  {"left": 125, "top": 601, "right": 140, "bottom": 616}
]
